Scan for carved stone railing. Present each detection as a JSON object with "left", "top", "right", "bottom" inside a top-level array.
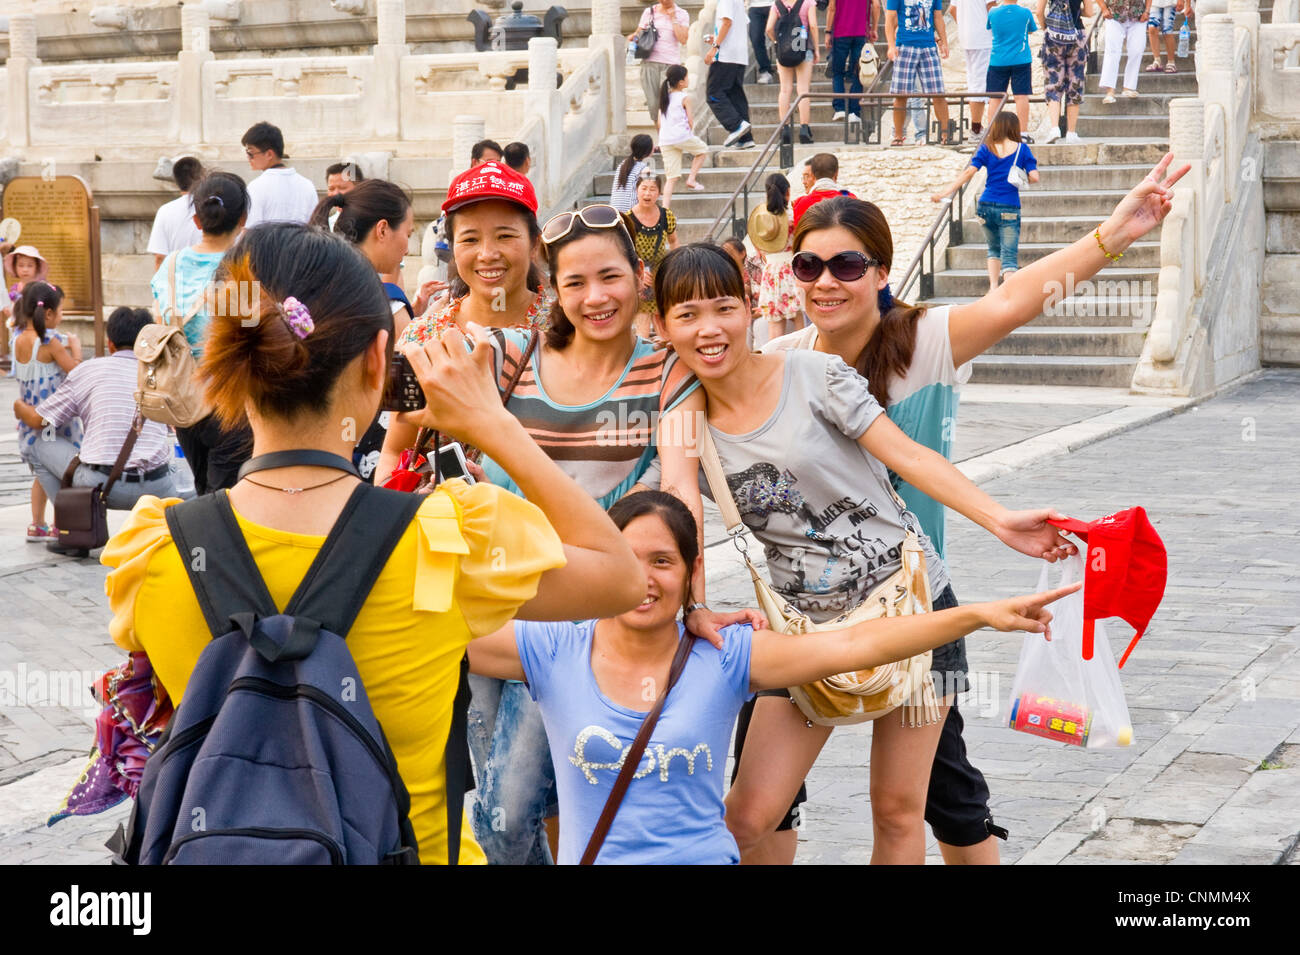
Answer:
[
  {"left": 0, "top": 1, "right": 620, "bottom": 157},
  {"left": 1132, "top": 3, "right": 1273, "bottom": 394}
]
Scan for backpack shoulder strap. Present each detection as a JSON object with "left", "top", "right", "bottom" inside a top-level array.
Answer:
[
  {"left": 284, "top": 482, "right": 424, "bottom": 636},
  {"left": 165, "top": 492, "right": 280, "bottom": 638}
]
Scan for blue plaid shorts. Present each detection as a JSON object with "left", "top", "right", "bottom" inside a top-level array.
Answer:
[{"left": 890, "top": 44, "right": 946, "bottom": 95}]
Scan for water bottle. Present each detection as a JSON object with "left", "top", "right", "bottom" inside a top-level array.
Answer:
[
  {"left": 1176, "top": 19, "right": 1190, "bottom": 59},
  {"left": 627, "top": 39, "right": 637, "bottom": 65}
]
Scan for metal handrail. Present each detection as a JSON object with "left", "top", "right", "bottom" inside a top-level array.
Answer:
[
  {"left": 896, "top": 12, "right": 1106, "bottom": 302},
  {"left": 705, "top": 88, "right": 1000, "bottom": 245},
  {"left": 704, "top": 49, "right": 895, "bottom": 245}
]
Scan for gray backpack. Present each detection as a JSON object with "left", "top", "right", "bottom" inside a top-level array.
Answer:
[{"left": 108, "top": 484, "right": 473, "bottom": 865}]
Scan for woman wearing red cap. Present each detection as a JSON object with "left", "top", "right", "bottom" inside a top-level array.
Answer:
[
  {"left": 735, "top": 153, "right": 1189, "bottom": 864},
  {"left": 376, "top": 162, "right": 554, "bottom": 486}
]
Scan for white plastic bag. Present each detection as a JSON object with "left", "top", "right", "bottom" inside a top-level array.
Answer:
[{"left": 1006, "top": 555, "right": 1134, "bottom": 748}]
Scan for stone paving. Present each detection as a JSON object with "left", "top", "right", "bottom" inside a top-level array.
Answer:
[{"left": 0, "top": 371, "right": 1296, "bottom": 864}]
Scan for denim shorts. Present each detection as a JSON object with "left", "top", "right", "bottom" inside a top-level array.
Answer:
[
  {"left": 1149, "top": 5, "right": 1177, "bottom": 32},
  {"left": 977, "top": 199, "right": 1022, "bottom": 272}
]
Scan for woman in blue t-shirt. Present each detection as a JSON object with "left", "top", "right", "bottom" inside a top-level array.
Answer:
[
  {"left": 467, "top": 490, "right": 1074, "bottom": 864},
  {"left": 933, "top": 110, "right": 1040, "bottom": 289}
]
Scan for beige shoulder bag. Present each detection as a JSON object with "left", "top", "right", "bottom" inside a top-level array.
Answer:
[
  {"left": 136, "top": 252, "right": 211, "bottom": 428},
  {"left": 698, "top": 422, "right": 940, "bottom": 727}
]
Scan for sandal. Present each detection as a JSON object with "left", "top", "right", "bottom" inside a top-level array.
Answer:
[
  {"left": 26, "top": 523, "right": 54, "bottom": 542},
  {"left": 1165, "top": 63, "right": 1177, "bottom": 73},
  {"left": 1146, "top": 60, "right": 1164, "bottom": 72},
  {"left": 890, "top": 137, "right": 907, "bottom": 146}
]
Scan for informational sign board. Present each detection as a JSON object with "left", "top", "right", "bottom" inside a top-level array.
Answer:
[{"left": 1, "top": 175, "right": 105, "bottom": 354}]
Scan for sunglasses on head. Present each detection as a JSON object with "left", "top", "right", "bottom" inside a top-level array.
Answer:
[
  {"left": 541, "top": 204, "right": 629, "bottom": 245},
  {"left": 790, "top": 250, "right": 880, "bottom": 283}
]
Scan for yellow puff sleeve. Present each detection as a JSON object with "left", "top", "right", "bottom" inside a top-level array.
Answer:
[
  {"left": 101, "top": 495, "right": 185, "bottom": 653},
  {"left": 428, "top": 479, "right": 566, "bottom": 638}
]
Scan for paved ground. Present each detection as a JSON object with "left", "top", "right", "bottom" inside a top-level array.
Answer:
[{"left": 0, "top": 371, "right": 1297, "bottom": 865}]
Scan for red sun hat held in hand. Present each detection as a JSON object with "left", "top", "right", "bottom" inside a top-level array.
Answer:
[
  {"left": 1048, "top": 507, "right": 1168, "bottom": 668},
  {"left": 442, "top": 161, "right": 538, "bottom": 216}
]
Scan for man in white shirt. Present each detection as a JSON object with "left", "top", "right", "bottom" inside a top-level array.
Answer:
[
  {"left": 705, "top": 0, "right": 756, "bottom": 148},
  {"left": 952, "top": 0, "right": 995, "bottom": 135},
  {"left": 241, "top": 122, "right": 320, "bottom": 227},
  {"left": 147, "top": 156, "right": 204, "bottom": 269}
]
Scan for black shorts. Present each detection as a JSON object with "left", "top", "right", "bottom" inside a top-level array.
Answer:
[
  {"left": 729, "top": 583, "right": 1005, "bottom": 845},
  {"left": 986, "top": 61, "right": 1033, "bottom": 96}
]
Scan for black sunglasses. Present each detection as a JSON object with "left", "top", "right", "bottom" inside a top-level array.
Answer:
[{"left": 790, "top": 250, "right": 879, "bottom": 283}]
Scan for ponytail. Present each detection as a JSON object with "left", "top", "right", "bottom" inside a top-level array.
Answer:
[
  {"left": 19, "top": 281, "right": 62, "bottom": 343},
  {"left": 617, "top": 133, "right": 654, "bottom": 190},
  {"left": 660, "top": 64, "right": 688, "bottom": 122}
]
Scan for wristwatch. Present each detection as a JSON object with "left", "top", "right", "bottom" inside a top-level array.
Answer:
[{"left": 685, "top": 602, "right": 709, "bottom": 616}]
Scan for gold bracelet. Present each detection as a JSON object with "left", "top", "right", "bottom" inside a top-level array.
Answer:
[{"left": 1094, "top": 228, "right": 1123, "bottom": 263}]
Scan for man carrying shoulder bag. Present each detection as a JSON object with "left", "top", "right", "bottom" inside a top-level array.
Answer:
[{"left": 14, "top": 308, "right": 179, "bottom": 556}]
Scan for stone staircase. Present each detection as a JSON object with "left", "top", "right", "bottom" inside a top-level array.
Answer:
[{"left": 928, "top": 52, "right": 1199, "bottom": 387}]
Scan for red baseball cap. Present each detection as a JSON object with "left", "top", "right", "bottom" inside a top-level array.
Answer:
[
  {"left": 1048, "top": 507, "right": 1167, "bottom": 668},
  {"left": 792, "top": 187, "right": 857, "bottom": 229},
  {"left": 442, "top": 161, "right": 538, "bottom": 216}
]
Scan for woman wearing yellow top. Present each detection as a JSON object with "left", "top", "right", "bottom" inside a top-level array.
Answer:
[{"left": 101, "top": 222, "right": 644, "bottom": 864}]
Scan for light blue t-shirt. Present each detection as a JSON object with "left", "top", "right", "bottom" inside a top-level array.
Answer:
[
  {"left": 887, "top": 0, "right": 943, "bottom": 48},
  {"left": 987, "top": 3, "right": 1037, "bottom": 66},
  {"left": 148, "top": 247, "right": 224, "bottom": 359},
  {"left": 515, "top": 620, "right": 754, "bottom": 865}
]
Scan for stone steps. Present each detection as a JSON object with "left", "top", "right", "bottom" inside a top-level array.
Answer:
[
  {"left": 982, "top": 325, "right": 1151, "bottom": 358},
  {"left": 945, "top": 240, "right": 1161, "bottom": 271},
  {"left": 968, "top": 354, "right": 1140, "bottom": 387},
  {"left": 932, "top": 296, "right": 1154, "bottom": 327},
  {"left": 931, "top": 265, "right": 1156, "bottom": 299}
]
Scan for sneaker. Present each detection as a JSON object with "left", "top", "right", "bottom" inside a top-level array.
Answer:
[
  {"left": 757, "top": 71, "right": 775, "bottom": 84},
  {"left": 1063, "top": 131, "right": 1083, "bottom": 145},
  {"left": 799, "top": 124, "right": 814, "bottom": 144},
  {"left": 848, "top": 112, "right": 861, "bottom": 125},
  {"left": 723, "top": 120, "right": 752, "bottom": 147},
  {"left": 737, "top": 139, "right": 758, "bottom": 149},
  {"left": 1020, "top": 133, "right": 1034, "bottom": 144},
  {"left": 1038, "top": 124, "right": 1060, "bottom": 144},
  {"left": 1102, "top": 92, "right": 1117, "bottom": 104},
  {"left": 1121, "top": 88, "right": 1139, "bottom": 98},
  {"left": 832, "top": 110, "right": 846, "bottom": 121}
]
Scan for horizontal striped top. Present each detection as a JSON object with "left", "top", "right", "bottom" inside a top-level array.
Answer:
[
  {"left": 481, "top": 329, "right": 700, "bottom": 508},
  {"left": 36, "top": 350, "right": 172, "bottom": 470}
]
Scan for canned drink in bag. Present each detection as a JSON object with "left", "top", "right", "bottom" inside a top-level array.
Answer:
[{"left": 1009, "top": 693, "right": 1092, "bottom": 746}]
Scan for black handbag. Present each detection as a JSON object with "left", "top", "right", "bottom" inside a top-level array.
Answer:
[
  {"left": 53, "top": 411, "right": 143, "bottom": 553},
  {"left": 633, "top": 10, "right": 658, "bottom": 60}
]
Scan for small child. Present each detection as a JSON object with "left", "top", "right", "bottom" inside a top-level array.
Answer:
[
  {"left": 657, "top": 65, "right": 708, "bottom": 208},
  {"left": 11, "top": 281, "right": 82, "bottom": 542},
  {"left": 609, "top": 134, "right": 655, "bottom": 213},
  {"left": 931, "top": 110, "right": 1040, "bottom": 289},
  {"left": 2, "top": 245, "right": 50, "bottom": 376},
  {"left": 987, "top": 0, "right": 1038, "bottom": 141}
]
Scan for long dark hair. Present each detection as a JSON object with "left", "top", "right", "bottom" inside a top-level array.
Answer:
[
  {"left": 202, "top": 223, "right": 392, "bottom": 429},
  {"left": 543, "top": 216, "right": 640, "bottom": 350},
  {"left": 607, "top": 490, "right": 700, "bottom": 613},
  {"left": 659, "top": 64, "right": 688, "bottom": 121},
  {"left": 617, "top": 134, "right": 654, "bottom": 191},
  {"left": 765, "top": 172, "right": 790, "bottom": 215},
  {"left": 309, "top": 179, "right": 411, "bottom": 246},
  {"left": 792, "top": 196, "right": 925, "bottom": 408},
  {"left": 19, "top": 281, "right": 63, "bottom": 342},
  {"left": 445, "top": 201, "right": 545, "bottom": 302}
]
